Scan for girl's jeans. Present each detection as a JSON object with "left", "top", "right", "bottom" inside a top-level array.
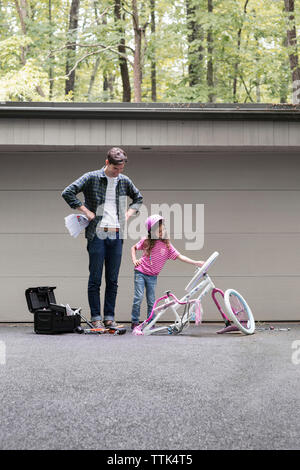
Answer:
[
  {"left": 131, "top": 270, "right": 158, "bottom": 323},
  {"left": 87, "top": 232, "right": 123, "bottom": 321}
]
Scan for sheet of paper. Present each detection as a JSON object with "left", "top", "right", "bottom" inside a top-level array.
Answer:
[{"left": 64, "top": 214, "right": 89, "bottom": 238}]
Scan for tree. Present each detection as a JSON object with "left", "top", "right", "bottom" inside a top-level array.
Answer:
[
  {"left": 114, "top": 0, "right": 131, "bottom": 101},
  {"left": 0, "top": 0, "right": 297, "bottom": 104},
  {"left": 48, "top": 0, "right": 54, "bottom": 100},
  {"left": 14, "top": 0, "right": 45, "bottom": 98},
  {"left": 88, "top": 3, "right": 115, "bottom": 102},
  {"left": 186, "top": 0, "right": 204, "bottom": 87},
  {"left": 150, "top": 0, "right": 156, "bottom": 101},
  {"left": 132, "top": 0, "right": 146, "bottom": 102},
  {"left": 284, "top": 0, "right": 300, "bottom": 104},
  {"left": 232, "top": 0, "right": 249, "bottom": 102},
  {"left": 207, "top": 0, "right": 214, "bottom": 102},
  {"left": 65, "top": 0, "right": 80, "bottom": 99}
]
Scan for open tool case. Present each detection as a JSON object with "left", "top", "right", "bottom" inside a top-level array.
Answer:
[{"left": 25, "top": 286, "right": 81, "bottom": 334}]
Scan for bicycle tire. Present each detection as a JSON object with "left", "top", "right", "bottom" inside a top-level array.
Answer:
[{"left": 224, "top": 289, "right": 255, "bottom": 335}]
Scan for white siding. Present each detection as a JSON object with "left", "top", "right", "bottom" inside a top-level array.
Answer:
[{"left": 1, "top": 118, "right": 300, "bottom": 146}]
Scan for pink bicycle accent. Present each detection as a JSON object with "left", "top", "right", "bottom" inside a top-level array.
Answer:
[
  {"left": 132, "top": 326, "right": 145, "bottom": 335},
  {"left": 132, "top": 292, "right": 203, "bottom": 335},
  {"left": 194, "top": 300, "right": 203, "bottom": 325},
  {"left": 132, "top": 294, "right": 169, "bottom": 335},
  {"left": 216, "top": 324, "right": 240, "bottom": 334},
  {"left": 211, "top": 288, "right": 230, "bottom": 322}
]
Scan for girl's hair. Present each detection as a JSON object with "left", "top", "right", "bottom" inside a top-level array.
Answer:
[{"left": 143, "top": 220, "right": 170, "bottom": 256}]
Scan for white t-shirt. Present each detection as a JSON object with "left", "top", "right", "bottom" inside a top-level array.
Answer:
[{"left": 100, "top": 176, "right": 120, "bottom": 228}]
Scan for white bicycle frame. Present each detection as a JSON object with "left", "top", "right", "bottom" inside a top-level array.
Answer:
[
  {"left": 132, "top": 251, "right": 255, "bottom": 336},
  {"left": 140, "top": 273, "right": 217, "bottom": 336}
]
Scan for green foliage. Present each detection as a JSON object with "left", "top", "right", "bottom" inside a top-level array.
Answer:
[
  {"left": 0, "top": 36, "right": 33, "bottom": 69},
  {"left": 0, "top": 0, "right": 298, "bottom": 103},
  {"left": 0, "top": 58, "right": 48, "bottom": 101}
]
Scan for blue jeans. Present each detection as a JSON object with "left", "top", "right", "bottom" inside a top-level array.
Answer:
[
  {"left": 87, "top": 233, "right": 123, "bottom": 321},
  {"left": 131, "top": 270, "right": 157, "bottom": 323}
]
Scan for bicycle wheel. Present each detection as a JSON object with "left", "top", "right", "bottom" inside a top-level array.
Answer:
[{"left": 224, "top": 289, "right": 255, "bottom": 335}]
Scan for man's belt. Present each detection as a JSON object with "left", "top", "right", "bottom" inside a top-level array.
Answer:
[{"left": 100, "top": 227, "right": 120, "bottom": 232}]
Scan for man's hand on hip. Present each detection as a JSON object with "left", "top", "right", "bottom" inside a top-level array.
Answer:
[
  {"left": 125, "top": 208, "right": 136, "bottom": 222},
  {"left": 78, "top": 205, "right": 95, "bottom": 221}
]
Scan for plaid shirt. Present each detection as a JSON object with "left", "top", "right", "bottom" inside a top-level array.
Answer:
[{"left": 62, "top": 167, "right": 143, "bottom": 240}]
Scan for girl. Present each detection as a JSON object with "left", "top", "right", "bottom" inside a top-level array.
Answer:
[{"left": 130, "top": 214, "right": 204, "bottom": 329}]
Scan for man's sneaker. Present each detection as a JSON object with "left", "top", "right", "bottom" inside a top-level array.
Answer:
[
  {"left": 91, "top": 320, "right": 105, "bottom": 329},
  {"left": 104, "top": 320, "right": 122, "bottom": 328},
  {"left": 131, "top": 322, "right": 140, "bottom": 330}
]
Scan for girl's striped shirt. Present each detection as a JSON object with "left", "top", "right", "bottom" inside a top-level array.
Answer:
[{"left": 134, "top": 237, "right": 180, "bottom": 276}]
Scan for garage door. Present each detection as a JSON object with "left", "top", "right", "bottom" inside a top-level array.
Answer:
[{"left": 0, "top": 146, "right": 299, "bottom": 322}]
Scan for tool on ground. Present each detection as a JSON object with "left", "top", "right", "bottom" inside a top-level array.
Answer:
[
  {"left": 25, "top": 286, "right": 126, "bottom": 336},
  {"left": 256, "top": 326, "right": 291, "bottom": 331},
  {"left": 75, "top": 311, "right": 126, "bottom": 335}
]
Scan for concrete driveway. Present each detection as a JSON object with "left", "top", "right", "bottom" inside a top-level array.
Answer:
[{"left": 0, "top": 323, "right": 299, "bottom": 450}]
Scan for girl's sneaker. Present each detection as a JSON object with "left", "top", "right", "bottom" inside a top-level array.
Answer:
[{"left": 131, "top": 322, "right": 140, "bottom": 330}]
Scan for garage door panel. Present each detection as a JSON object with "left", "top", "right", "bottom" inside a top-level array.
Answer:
[
  {"left": 0, "top": 233, "right": 299, "bottom": 277},
  {"left": 153, "top": 275, "right": 300, "bottom": 322},
  {"left": 2, "top": 276, "right": 299, "bottom": 322},
  {"left": 0, "top": 151, "right": 299, "bottom": 190},
  {"left": 2, "top": 190, "right": 300, "bottom": 234}
]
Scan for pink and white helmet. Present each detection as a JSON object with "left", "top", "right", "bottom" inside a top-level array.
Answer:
[{"left": 145, "top": 214, "right": 164, "bottom": 231}]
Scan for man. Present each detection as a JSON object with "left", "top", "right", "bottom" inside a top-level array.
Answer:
[{"left": 62, "top": 147, "right": 143, "bottom": 328}]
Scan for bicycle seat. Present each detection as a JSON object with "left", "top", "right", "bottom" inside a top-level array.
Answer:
[{"left": 185, "top": 251, "right": 219, "bottom": 292}]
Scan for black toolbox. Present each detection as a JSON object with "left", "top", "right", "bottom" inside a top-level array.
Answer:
[{"left": 25, "top": 286, "right": 81, "bottom": 334}]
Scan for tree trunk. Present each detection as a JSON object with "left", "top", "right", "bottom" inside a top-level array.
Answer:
[
  {"left": 255, "top": 33, "right": 260, "bottom": 103},
  {"left": 132, "top": 0, "right": 142, "bottom": 102},
  {"left": 65, "top": 0, "right": 80, "bottom": 99},
  {"left": 186, "top": 0, "right": 204, "bottom": 87},
  {"left": 284, "top": 0, "right": 300, "bottom": 104},
  {"left": 88, "top": 55, "right": 100, "bottom": 101},
  {"left": 48, "top": 0, "right": 54, "bottom": 100},
  {"left": 150, "top": 0, "right": 156, "bottom": 101},
  {"left": 280, "top": 41, "right": 289, "bottom": 103},
  {"left": 90, "top": 6, "right": 115, "bottom": 102},
  {"left": 114, "top": 0, "right": 131, "bottom": 102},
  {"left": 103, "top": 74, "right": 115, "bottom": 100},
  {"left": 255, "top": 76, "right": 260, "bottom": 102},
  {"left": 207, "top": 0, "right": 214, "bottom": 102},
  {"left": 14, "top": 0, "right": 29, "bottom": 63},
  {"left": 233, "top": 0, "right": 249, "bottom": 102}
]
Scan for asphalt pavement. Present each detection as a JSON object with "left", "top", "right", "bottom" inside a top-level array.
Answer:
[{"left": 0, "top": 323, "right": 299, "bottom": 450}]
